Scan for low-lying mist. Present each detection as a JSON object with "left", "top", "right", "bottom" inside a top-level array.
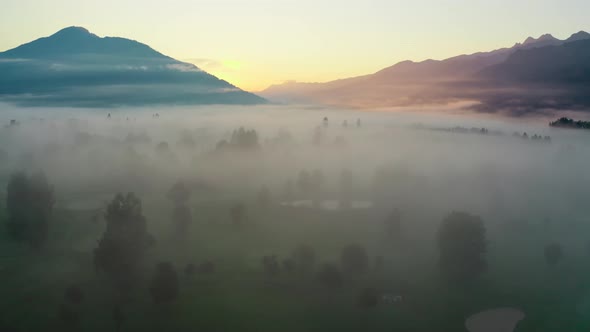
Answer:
[{"left": 1, "top": 102, "right": 589, "bottom": 331}]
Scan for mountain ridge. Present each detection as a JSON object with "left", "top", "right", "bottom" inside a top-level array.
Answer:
[
  {"left": 260, "top": 31, "right": 590, "bottom": 113},
  {"left": 0, "top": 27, "right": 266, "bottom": 107}
]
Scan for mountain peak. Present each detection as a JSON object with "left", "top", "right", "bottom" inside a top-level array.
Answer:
[
  {"left": 47, "top": 26, "right": 98, "bottom": 42},
  {"left": 52, "top": 26, "right": 92, "bottom": 36},
  {"left": 0, "top": 26, "right": 168, "bottom": 61},
  {"left": 567, "top": 31, "right": 590, "bottom": 42},
  {"left": 522, "top": 34, "right": 558, "bottom": 45}
]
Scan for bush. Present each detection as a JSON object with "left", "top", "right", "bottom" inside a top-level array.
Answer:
[
  {"left": 357, "top": 287, "right": 380, "bottom": 308},
  {"left": 292, "top": 245, "right": 316, "bottom": 274},
  {"left": 149, "top": 262, "right": 179, "bottom": 304},
  {"left": 437, "top": 211, "right": 487, "bottom": 281},
  {"left": 317, "top": 263, "right": 343, "bottom": 288},
  {"left": 340, "top": 244, "right": 369, "bottom": 276}
]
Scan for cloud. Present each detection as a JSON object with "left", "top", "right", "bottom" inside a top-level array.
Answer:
[
  {"left": 0, "top": 58, "right": 30, "bottom": 63},
  {"left": 183, "top": 58, "right": 224, "bottom": 70},
  {"left": 183, "top": 58, "right": 242, "bottom": 72},
  {"left": 166, "top": 63, "right": 203, "bottom": 73}
]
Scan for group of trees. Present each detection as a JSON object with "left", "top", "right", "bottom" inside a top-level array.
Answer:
[
  {"left": 550, "top": 117, "right": 590, "bottom": 130},
  {"left": 216, "top": 127, "right": 260, "bottom": 151},
  {"left": 6, "top": 172, "right": 55, "bottom": 249}
]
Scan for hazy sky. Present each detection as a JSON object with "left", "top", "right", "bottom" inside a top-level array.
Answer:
[{"left": 1, "top": 0, "right": 589, "bottom": 91}]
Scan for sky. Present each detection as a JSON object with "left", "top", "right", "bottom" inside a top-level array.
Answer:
[{"left": 0, "top": 0, "right": 589, "bottom": 91}]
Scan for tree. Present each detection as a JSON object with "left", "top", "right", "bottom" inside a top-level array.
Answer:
[
  {"left": 437, "top": 211, "right": 487, "bottom": 281},
  {"left": 357, "top": 287, "right": 379, "bottom": 308},
  {"left": 292, "top": 245, "right": 316, "bottom": 274},
  {"left": 340, "top": 244, "right": 369, "bottom": 276},
  {"left": 167, "top": 181, "right": 191, "bottom": 205},
  {"left": 171, "top": 205, "right": 192, "bottom": 237},
  {"left": 94, "top": 193, "right": 153, "bottom": 290},
  {"left": 317, "top": 263, "right": 343, "bottom": 288},
  {"left": 168, "top": 181, "right": 192, "bottom": 238},
  {"left": 257, "top": 186, "right": 271, "bottom": 208},
  {"left": 6, "top": 172, "right": 55, "bottom": 249},
  {"left": 262, "top": 255, "right": 280, "bottom": 277},
  {"left": 221, "top": 127, "right": 259, "bottom": 150},
  {"left": 230, "top": 203, "right": 246, "bottom": 226},
  {"left": 544, "top": 243, "right": 564, "bottom": 266},
  {"left": 149, "top": 262, "right": 179, "bottom": 304}
]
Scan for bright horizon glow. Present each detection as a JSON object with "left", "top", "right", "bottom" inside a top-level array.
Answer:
[{"left": 1, "top": 0, "right": 589, "bottom": 91}]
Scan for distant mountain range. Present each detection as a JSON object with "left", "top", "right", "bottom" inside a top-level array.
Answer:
[
  {"left": 261, "top": 31, "right": 590, "bottom": 114},
  {"left": 0, "top": 27, "right": 266, "bottom": 107}
]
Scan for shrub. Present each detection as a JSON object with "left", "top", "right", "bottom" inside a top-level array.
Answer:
[
  {"left": 437, "top": 211, "right": 487, "bottom": 281},
  {"left": 340, "top": 244, "right": 369, "bottom": 276},
  {"left": 149, "top": 262, "right": 179, "bottom": 304}
]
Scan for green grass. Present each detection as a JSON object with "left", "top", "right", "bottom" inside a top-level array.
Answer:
[{"left": 0, "top": 192, "right": 589, "bottom": 331}]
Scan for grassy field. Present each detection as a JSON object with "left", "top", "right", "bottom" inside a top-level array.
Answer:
[{"left": 0, "top": 188, "right": 589, "bottom": 332}]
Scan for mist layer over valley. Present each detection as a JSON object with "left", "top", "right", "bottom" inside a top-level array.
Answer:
[{"left": 1, "top": 104, "right": 590, "bottom": 332}]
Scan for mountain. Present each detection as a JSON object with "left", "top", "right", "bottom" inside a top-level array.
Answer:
[
  {"left": 261, "top": 32, "right": 590, "bottom": 112},
  {"left": 566, "top": 31, "right": 590, "bottom": 42},
  {"left": 0, "top": 27, "right": 266, "bottom": 107}
]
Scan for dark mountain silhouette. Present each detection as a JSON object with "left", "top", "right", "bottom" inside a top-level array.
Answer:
[
  {"left": 0, "top": 27, "right": 265, "bottom": 107},
  {"left": 261, "top": 32, "right": 590, "bottom": 113},
  {"left": 566, "top": 31, "right": 590, "bottom": 42}
]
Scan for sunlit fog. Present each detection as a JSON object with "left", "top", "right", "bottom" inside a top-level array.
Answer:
[{"left": 2, "top": 103, "right": 590, "bottom": 331}]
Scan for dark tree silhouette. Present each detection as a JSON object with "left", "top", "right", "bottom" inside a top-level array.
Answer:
[
  {"left": 544, "top": 243, "right": 564, "bottom": 266},
  {"left": 171, "top": 205, "right": 192, "bottom": 237},
  {"left": 6, "top": 172, "right": 55, "bottom": 249},
  {"left": 357, "top": 287, "right": 379, "bottom": 308},
  {"left": 262, "top": 255, "right": 280, "bottom": 277},
  {"left": 257, "top": 186, "right": 271, "bottom": 208},
  {"left": 317, "top": 263, "right": 343, "bottom": 288},
  {"left": 184, "top": 263, "right": 196, "bottom": 277},
  {"left": 94, "top": 193, "right": 153, "bottom": 290},
  {"left": 149, "top": 262, "right": 179, "bottom": 304},
  {"left": 197, "top": 261, "right": 216, "bottom": 274},
  {"left": 230, "top": 127, "right": 259, "bottom": 149},
  {"left": 112, "top": 306, "right": 126, "bottom": 332},
  {"left": 437, "top": 211, "right": 487, "bottom": 281},
  {"left": 168, "top": 181, "right": 192, "bottom": 238},
  {"left": 282, "top": 258, "right": 296, "bottom": 274},
  {"left": 340, "top": 244, "right": 369, "bottom": 276},
  {"left": 64, "top": 285, "right": 85, "bottom": 305},
  {"left": 58, "top": 303, "right": 80, "bottom": 331},
  {"left": 230, "top": 203, "right": 246, "bottom": 226},
  {"left": 292, "top": 245, "right": 316, "bottom": 274},
  {"left": 167, "top": 181, "right": 191, "bottom": 205}
]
